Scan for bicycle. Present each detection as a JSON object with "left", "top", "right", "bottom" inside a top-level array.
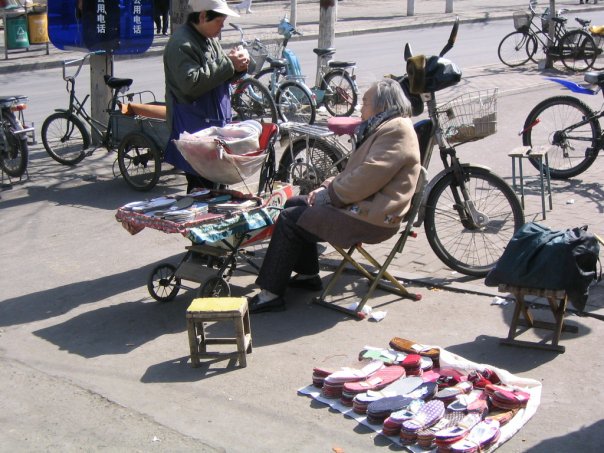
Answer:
[
  {"left": 276, "top": 119, "right": 358, "bottom": 194},
  {"left": 0, "top": 95, "right": 33, "bottom": 179},
  {"left": 229, "top": 23, "right": 311, "bottom": 125},
  {"left": 498, "top": 0, "right": 598, "bottom": 72},
  {"left": 41, "top": 51, "right": 167, "bottom": 191},
  {"left": 521, "top": 74, "right": 604, "bottom": 179},
  {"left": 253, "top": 17, "right": 358, "bottom": 118},
  {"left": 229, "top": 25, "right": 279, "bottom": 126},
  {"left": 285, "top": 20, "right": 525, "bottom": 278}
]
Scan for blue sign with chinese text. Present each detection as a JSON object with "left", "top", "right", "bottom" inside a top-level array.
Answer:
[{"left": 48, "top": 0, "right": 154, "bottom": 54}]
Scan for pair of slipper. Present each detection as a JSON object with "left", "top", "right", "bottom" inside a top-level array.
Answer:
[
  {"left": 388, "top": 337, "right": 441, "bottom": 367},
  {"left": 485, "top": 384, "right": 530, "bottom": 410},
  {"left": 340, "top": 365, "right": 406, "bottom": 406},
  {"left": 352, "top": 375, "right": 425, "bottom": 414},
  {"left": 446, "top": 419, "right": 501, "bottom": 452},
  {"left": 319, "top": 360, "right": 385, "bottom": 398}
]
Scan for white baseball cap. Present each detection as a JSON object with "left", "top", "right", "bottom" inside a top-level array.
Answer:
[{"left": 189, "top": 0, "right": 240, "bottom": 17}]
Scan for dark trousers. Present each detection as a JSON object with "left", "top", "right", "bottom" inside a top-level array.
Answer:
[
  {"left": 255, "top": 196, "right": 322, "bottom": 296},
  {"left": 185, "top": 173, "right": 216, "bottom": 193},
  {"left": 153, "top": 0, "right": 169, "bottom": 34}
]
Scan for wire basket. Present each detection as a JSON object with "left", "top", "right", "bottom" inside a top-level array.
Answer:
[
  {"left": 513, "top": 11, "right": 531, "bottom": 32},
  {"left": 436, "top": 89, "right": 498, "bottom": 144},
  {"left": 246, "top": 40, "right": 281, "bottom": 75}
]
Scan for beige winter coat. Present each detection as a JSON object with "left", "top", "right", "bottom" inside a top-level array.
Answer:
[{"left": 297, "top": 115, "right": 421, "bottom": 248}]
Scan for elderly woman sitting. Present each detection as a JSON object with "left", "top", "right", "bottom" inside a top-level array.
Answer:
[{"left": 249, "top": 78, "right": 422, "bottom": 313}]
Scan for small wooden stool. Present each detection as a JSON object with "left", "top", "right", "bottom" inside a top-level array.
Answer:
[
  {"left": 508, "top": 145, "right": 553, "bottom": 219},
  {"left": 186, "top": 297, "right": 252, "bottom": 367},
  {"left": 498, "top": 284, "right": 578, "bottom": 353}
]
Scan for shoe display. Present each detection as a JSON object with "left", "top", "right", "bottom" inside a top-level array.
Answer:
[
  {"left": 288, "top": 274, "right": 323, "bottom": 291},
  {"left": 248, "top": 294, "right": 286, "bottom": 313}
]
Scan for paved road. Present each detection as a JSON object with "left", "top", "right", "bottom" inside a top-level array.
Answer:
[{"left": 1, "top": 1, "right": 604, "bottom": 452}]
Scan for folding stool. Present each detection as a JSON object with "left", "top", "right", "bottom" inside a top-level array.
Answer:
[
  {"left": 312, "top": 167, "right": 428, "bottom": 318},
  {"left": 498, "top": 284, "right": 577, "bottom": 353}
]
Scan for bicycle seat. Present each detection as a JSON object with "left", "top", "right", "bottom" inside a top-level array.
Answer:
[
  {"left": 313, "top": 48, "right": 336, "bottom": 57},
  {"left": 266, "top": 57, "right": 288, "bottom": 69},
  {"left": 327, "top": 117, "right": 362, "bottom": 136},
  {"left": 576, "top": 18, "right": 591, "bottom": 27},
  {"left": 328, "top": 60, "right": 356, "bottom": 68},
  {"left": 584, "top": 71, "right": 604, "bottom": 85},
  {"left": 104, "top": 75, "right": 133, "bottom": 91},
  {"left": 551, "top": 16, "right": 567, "bottom": 24},
  {"left": 0, "top": 96, "right": 18, "bottom": 104}
]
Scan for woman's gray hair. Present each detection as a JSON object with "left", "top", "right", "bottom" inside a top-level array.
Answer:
[{"left": 370, "top": 78, "right": 412, "bottom": 117}]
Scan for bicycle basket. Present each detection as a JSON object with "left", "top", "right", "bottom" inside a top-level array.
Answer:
[
  {"left": 513, "top": 11, "right": 531, "bottom": 32},
  {"left": 247, "top": 46, "right": 268, "bottom": 75},
  {"left": 436, "top": 89, "right": 498, "bottom": 144}
]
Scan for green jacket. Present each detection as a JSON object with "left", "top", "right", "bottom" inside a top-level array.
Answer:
[{"left": 163, "top": 23, "right": 236, "bottom": 130}]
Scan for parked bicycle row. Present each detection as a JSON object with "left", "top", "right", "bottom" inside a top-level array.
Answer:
[{"left": 498, "top": 0, "right": 604, "bottom": 71}]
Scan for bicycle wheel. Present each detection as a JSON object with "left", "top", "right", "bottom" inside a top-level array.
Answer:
[
  {"left": 589, "top": 35, "right": 604, "bottom": 70},
  {"left": 231, "top": 78, "right": 278, "bottom": 124},
  {"left": 278, "top": 137, "right": 345, "bottom": 194},
  {"left": 254, "top": 67, "right": 283, "bottom": 94},
  {"left": 198, "top": 277, "right": 231, "bottom": 298},
  {"left": 323, "top": 70, "right": 357, "bottom": 117},
  {"left": 521, "top": 95, "right": 600, "bottom": 179},
  {"left": 117, "top": 132, "right": 162, "bottom": 191},
  {"left": 257, "top": 143, "right": 276, "bottom": 196},
  {"left": 424, "top": 166, "right": 525, "bottom": 277},
  {"left": 41, "top": 112, "right": 89, "bottom": 165},
  {"left": 147, "top": 263, "right": 180, "bottom": 302},
  {"left": 0, "top": 111, "right": 28, "bottom": 178},
  {"left": 528, "top": 31, "right": 548, "bottom": 64},
  {"left": 559, "top": 30, "right": 597, "bottom": 72},
  {"left": 276, "top": 81, "right": 316, "bottom": 125},
  {"left": 497, "top": 31, "right": 533, "bottom": 67}
]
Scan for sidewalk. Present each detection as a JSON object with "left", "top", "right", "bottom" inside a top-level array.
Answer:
[
  {"left": 2, "top": 1, "right": 604, "bottom": 452},
  {"left": 2, "top": 0, "right": 604, "bottom": 74}
]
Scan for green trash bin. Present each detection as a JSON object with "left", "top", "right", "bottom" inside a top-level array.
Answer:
[{"left": 5, "top": 14, "right": 30, "bottom": 49}]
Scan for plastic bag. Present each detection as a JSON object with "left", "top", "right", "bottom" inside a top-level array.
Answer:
[{"left": 174, "top": 120, "right": 266, "bottom": 185}]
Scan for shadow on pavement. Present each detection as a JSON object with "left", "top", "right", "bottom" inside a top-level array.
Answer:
[{"left": 0, "top": 254, "right": 182, "bottom": 328}]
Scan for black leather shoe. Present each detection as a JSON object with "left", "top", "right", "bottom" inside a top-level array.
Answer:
[
  {"left": 288, "top": 274, "right": 323, "bottom": 291},
  {"left": 248, "top": 294, "right": 286, "bottom": 313}
]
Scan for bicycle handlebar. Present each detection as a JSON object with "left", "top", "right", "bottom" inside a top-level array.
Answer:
[{"left": 62, "top": 50, "right": 106, "bottom": 82}]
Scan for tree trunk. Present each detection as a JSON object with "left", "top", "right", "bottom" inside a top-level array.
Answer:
[{"left": 90, "top": 53, "right": 113, "bottom": 146}]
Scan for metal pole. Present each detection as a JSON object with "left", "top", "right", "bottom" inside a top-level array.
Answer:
[
  {"left": 407, "top": 0, "right": 414, "bottom": 16},
  {"left": 291, "top": 0, "right": 297, "bottom": 28},
  {"left": 445, "top": 0, "right": 453, "bottom": 14},
  {"left": 545, "top": 0, "right": 556, "bottom": 69}
]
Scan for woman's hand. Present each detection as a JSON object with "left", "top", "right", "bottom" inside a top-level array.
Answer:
[
  {"left": 308, "top": 187, "right": 325, "bottom": 206},
  {"left": 228, "top": 47, "right": 249, "bottom": 72}
]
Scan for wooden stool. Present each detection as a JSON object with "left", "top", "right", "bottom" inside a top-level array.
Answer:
[
  {"left": 498, "top": 284, "right": 578, "bottom": 353},
  {"left": 186, "top": 297, "right": 252, "bottom": 367},
  {"left": 508, "top": 145, "right": 553, "bottom": 219}
]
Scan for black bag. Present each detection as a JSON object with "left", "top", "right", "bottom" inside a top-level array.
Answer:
[{"left": 485, "top": 222, "right": 601, "bottom": 312}]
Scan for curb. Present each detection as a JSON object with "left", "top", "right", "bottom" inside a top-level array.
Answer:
[{"left": 0, "top": 14, "right": 513, "bottom": 75}]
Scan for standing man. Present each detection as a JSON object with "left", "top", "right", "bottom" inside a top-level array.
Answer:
[
  {"left": 163, "top": 0, "right": 249, "bottom": 192},
  {"left": 154, "top": 0, "right": 170, "bottom": 35}
]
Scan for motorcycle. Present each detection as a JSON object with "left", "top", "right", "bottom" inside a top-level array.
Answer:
[{"left": 0, "top": 95, "right": 32, "bottom": 179}]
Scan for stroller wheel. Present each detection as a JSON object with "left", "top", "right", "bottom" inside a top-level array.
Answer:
[
  {"left": 147, "top": 263, "right": 181, "bottom": 302},
  {"left": 198, "top": 277, "right": 231, "bottom": 298}
]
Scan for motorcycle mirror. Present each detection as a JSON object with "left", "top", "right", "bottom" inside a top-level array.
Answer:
[
  {"left": 404, "top": 43, "right": 413, "bottom": 61},
  {"left": 438, "top": 17, "right": 459, "bottom": 57}
]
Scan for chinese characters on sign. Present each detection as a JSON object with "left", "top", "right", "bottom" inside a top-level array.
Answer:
[{"left": 48, "top": 0, "right": 153, "bottom": 53}]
